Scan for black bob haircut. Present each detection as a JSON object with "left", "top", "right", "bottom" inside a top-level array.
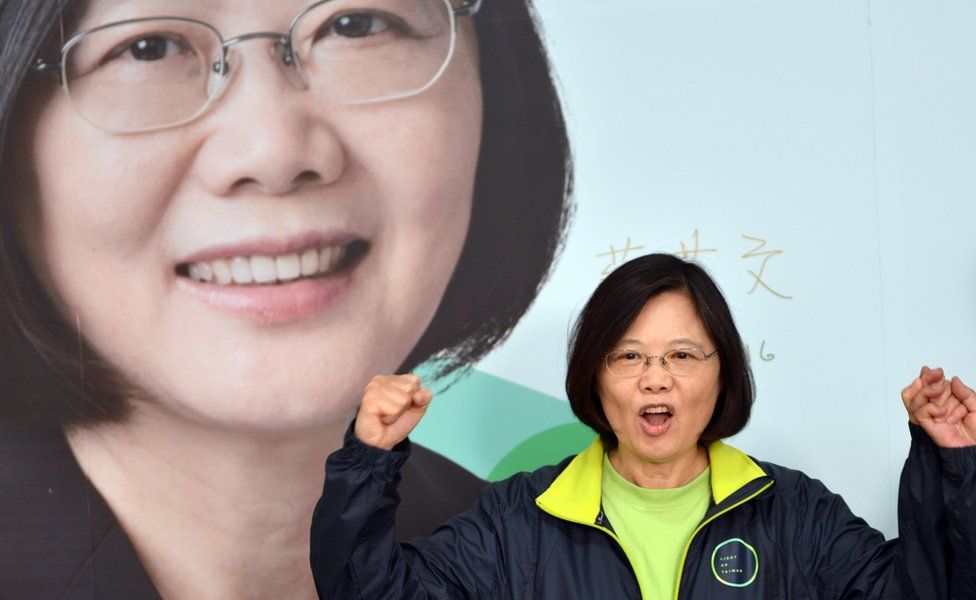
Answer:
[
  {"left": 566, "top": 254, "right": 753, "bottom": 448},
  {"left": 0, "top": 0, "right": 573, "bottom": 427}
]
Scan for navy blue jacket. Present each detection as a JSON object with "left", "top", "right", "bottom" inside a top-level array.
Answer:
[{"left": 311, "top": 424, "right": 975, "bottom": 599}]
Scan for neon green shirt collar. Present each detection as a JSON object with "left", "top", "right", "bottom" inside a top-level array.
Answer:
[{"left": 535, "top": 436, "right": 767, "bottom": 524}]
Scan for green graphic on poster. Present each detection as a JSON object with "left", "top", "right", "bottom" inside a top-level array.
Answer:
[{"left": 413, "top": 367, "right": 595, "bottom": 480}]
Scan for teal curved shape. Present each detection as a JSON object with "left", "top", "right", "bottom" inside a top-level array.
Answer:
[
  {"left": 488, "top": 422, "right": 596, "bottom": 482},
  {"left": 410, "top": 366, "right": 585, "bottom": 480}
]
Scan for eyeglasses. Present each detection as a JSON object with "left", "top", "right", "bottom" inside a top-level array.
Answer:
[
  {"left": 603, "top": 348, "right": 719, "bottom": 378},
  {"left": 32, "top": 0, "right": 483, "bottom": 133}
]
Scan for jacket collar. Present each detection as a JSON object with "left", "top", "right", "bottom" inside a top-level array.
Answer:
[{"left": 535, "top": 437, "right": 768, "bottom": 525}]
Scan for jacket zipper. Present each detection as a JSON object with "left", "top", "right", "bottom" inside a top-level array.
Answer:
[
  {"left": 535, "top": 507, "right": 649, "bottom": 599},
  {"left": 671, "top": 481, "right": 774, "bottom": 600}
]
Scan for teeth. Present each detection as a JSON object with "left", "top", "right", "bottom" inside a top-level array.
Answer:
[
  {"left": 187, "top": 245, "right": 350, "bottom": 285},
  {"left": 643, "top": 406, "right": 670, "bottom": 415},
  {"left": 319, "top": 246, "right": 346, "bottom": 272},
  {"left": 300, "top": 249, "right": 319, "bottom": 276},
  {"left": 275, "top": 254, "right": 301, "bottom": 281},
  {"left": 197, "top": 262, "right": 214, "bottom": 282},
  {"left": 212, "top": 259, "right": 233, "bottom": 285},
  {"left": 230, "top": 257, "right": 253, "bottom": 284},
  {"left": 250, "top": 255, "right": 276, "bottom": 284},
  {"left": 319, "top": 247, "right": 334, "bottom": 271}
]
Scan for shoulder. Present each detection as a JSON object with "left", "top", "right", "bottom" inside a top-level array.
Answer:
[
  {"left": 752, "top": 457, "right": 814, "bottom": 485},
  {"left": 0, "top": 424, "right": 97, "bottom": 549},
  {"left": 494, "top": 457, "right": 572, "bottom": 497},
  {"left": 0, "top": 422, "right": 158, "bottom": 598},
  {"left": 751, "top": 457, "right": 844, "bottom": 511},
  {"left": 474, "top": 456, "right": 574, "bottom": 521},
  {"left": 746, "top": 455, "right": 889, "bottom": 562}
]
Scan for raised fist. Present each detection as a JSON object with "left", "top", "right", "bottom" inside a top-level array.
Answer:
[
  {"left": 902, "top": 366, "right": 976, "bottom": 448},
  {"left": 354, "top": 374, "right": 433, "bottom": 450}
]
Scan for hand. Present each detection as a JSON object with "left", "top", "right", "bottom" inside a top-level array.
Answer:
[
  {"left": 354, "top": 374, "right": 433, "bottom": 450},
  {"left": 901, "top": 366, "right": 944, "bottom": 426},
  {"left": 901, "top": 366, "right": 976, "bottom": 448}
]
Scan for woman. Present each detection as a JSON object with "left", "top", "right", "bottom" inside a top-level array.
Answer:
[
  {"left": 0, "top": 0, "right": 571, "bottom": 597},
  {"left": 312, "top": 253, "right": 976, "bottom": 599}
]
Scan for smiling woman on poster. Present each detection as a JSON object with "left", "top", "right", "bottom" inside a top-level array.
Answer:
[
  {"left": 312, "top": 254, "right": 976, "bottom": 599},
  {"left": 0, "top": 0, "right": 571, "bottom": 597}
]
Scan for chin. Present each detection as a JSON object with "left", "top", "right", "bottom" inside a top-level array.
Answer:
[
  {"left": 157, "top": 379, "right": 359, "bottom": 436},
  {"left": 632, "top": 439, "right": 685, "bottom": 464}
]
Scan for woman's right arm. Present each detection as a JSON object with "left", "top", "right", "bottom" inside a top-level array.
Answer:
[{"left": 310, "top": 375, "right": 509, "bottom": 599}]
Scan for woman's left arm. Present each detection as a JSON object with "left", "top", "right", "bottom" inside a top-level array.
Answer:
[
  {"left": 799, "top": 367, "right": 976, "bottom": 599},
  {"left": 902, "top": 368, "right": 976, "bottom": 449},
  {"left": 902, "top": 369, "right": 976, "bottom": 599}
]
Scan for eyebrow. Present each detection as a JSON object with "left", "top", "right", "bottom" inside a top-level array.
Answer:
[
  {"left": 618, "top": 337, "right": 705, "bottom": 348},
  {"left": 81, "top": 0, "right": 209, "bottom": 21},
  {"left": 89, "top": 0, "right": 205, "bottom": 9},
  {"left": 73, "top": 0, "right": 214, "bottom": 36}
]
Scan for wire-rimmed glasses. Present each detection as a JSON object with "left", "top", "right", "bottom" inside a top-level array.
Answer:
[
  {"left": 33, "top": 0, "right": 483, "bottom": 133},
  {"left": 603, "top": 348, "right": 719, "bottom": 378}
]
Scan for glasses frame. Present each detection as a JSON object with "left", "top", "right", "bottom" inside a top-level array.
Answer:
[
  {"left": 32, "top": 0, "right": 484, "bottom": 133},
  {"left": 602, "top": 347, "right": 719, "bottom": 378}
]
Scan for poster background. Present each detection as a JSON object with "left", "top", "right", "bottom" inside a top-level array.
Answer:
[{"left": 415, "top": 0, "right": 976, "bottom": 538}]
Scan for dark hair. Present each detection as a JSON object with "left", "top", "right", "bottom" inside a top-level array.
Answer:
[
  {"left": 0, "top": 0, "right": 573, "bottom": 427},
  {"left": 566, "top": 254, "right": 753, "bottom": 447},
  {"left": 399, "top": 0, "right": 573, "bottom": 377}
]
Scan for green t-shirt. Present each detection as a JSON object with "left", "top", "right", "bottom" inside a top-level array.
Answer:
[{"left": 600, "top": 454, "right": 711, "bottom": 600}]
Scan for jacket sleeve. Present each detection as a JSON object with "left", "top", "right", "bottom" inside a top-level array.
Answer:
[
  {"left": 310, "top": 424, "right": 509, "bottom": 599},
  {"left": 799, "top": 423, "right": 976, "bottom": 599},
  {"left": 940, "top": 436, "right": 976, "bottom": 599}
]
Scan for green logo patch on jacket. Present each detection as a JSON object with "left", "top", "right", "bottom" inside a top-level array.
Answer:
[{"left": 711, "top": 538, "right": 759, "bottom": 587}]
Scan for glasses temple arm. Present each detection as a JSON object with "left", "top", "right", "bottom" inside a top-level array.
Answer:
[{"left": 32, "top": 58, "right": 63, "bottom": 83}]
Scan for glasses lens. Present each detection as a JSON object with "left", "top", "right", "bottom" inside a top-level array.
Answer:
[
  {"left": 606, "top": 350, "right": 646, "bottom": 378},
  {"left": 63, "top": 19, "right": 223, "bottom": 132},
  {"left": 663, "top": 348, "right": 707, "bottom": 377},
  {"left": 291, "top": 0, "right": 455, "bottom": 104}
]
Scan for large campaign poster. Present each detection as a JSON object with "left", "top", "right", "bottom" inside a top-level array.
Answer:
[{"left": 1, "top": 0, "right": 974, "bottom": 597}]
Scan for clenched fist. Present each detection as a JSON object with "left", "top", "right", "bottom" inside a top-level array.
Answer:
[
  {"left": 902, "top": 366, "right": 976, "bottom": 448},
  {"left": 354, "top": 374, "right": 433, "bottom": 450}
]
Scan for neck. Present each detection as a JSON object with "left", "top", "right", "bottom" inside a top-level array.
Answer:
[
  {"left": 608, "top": 443, "right": 709, "bottom": 489},
  {"left": 66, "top": 403, "right": 349, "bottom": 600}
]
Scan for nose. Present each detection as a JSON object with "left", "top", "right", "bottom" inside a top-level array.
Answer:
[
  {"left": 191, "top": 41, "right": 345, "bottom": 197},
  {"left": 638, "top": 357, "right": 673, "bottom": 393}
]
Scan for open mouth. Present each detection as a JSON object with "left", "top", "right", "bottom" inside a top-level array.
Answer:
[
  {"left": 640, "top": 404, "right": 674, "bottom": 433},
  {"left": 176, "top": 240, "right": 369, "bottom": 285}
]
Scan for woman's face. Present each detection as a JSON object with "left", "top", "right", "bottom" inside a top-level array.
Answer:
[
  {"left": 14, "top": 0, "right": 482, "bottom": 431},
  {"left": 596, "top": 291, "right": 722, "bottom": 470}
]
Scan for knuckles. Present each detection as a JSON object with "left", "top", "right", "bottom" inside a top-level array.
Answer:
[{"left": 362, "top": 374, "right": 425, "bottom": 420}]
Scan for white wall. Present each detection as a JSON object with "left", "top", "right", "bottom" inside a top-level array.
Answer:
[{"left": 419, "top": 0, "right": 976, "bottom": 539}]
